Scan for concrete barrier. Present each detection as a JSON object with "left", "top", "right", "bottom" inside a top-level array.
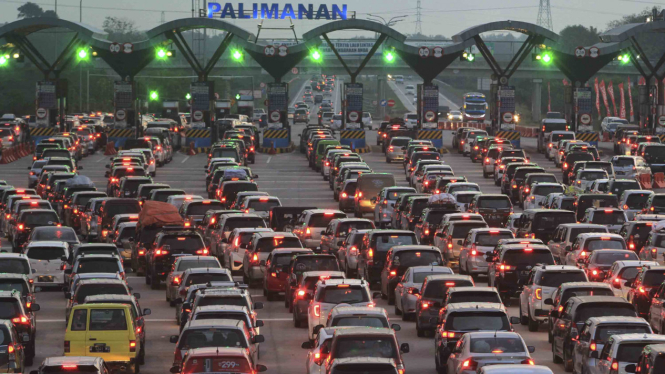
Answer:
[
  {"left": 640, "top": 173, "right": 653, "bottom": 189},
  {"left": 339, "top": 129, "right": 366, "bottom": 150},
  {"left": 654, "top": 172, "right": 665, "bottom": 189}
]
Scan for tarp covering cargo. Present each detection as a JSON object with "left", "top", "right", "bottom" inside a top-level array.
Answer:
[
  {"left": 428, "top": 193, "right": 456, "bottom": 204},
  {"left": 137, "top": 201, "right": 183, "bottom": 229}
]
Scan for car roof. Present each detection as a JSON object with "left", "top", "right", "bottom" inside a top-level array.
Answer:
[
  {"left": 609, "top": 334, "right": 665, "bottom": 344},
  {"left": 183, "top": 268, "right": 230, "bottom": 275},
  {"left": 25, "top": 241, "right": 68, "bottom": 247},
  {"left": 184, "top": 347, "right": 250, "bottom": 358},
  {"left": 329, "top": 306, "right": 387, "bottom": 317},
  {"left": 186, "top": 319, "right": 245, "bottom": 329},
  {"left": 445, "top": 302, "right": 506, "bottom": 312},
  {"left": 448, "top": 286, "right": 497, "bottom": 293},
  {"left": 302, "top": 271, "right": 345, "bottom": 278},
  {"left": 78, "top": 279, "right": 126, "bottom": 286},
  {"left": 193, "top": 305, "right": 250, "bottom": 313},
  {"left": 43, "top": 356, "right": 101, "bottom": 366},
  {"left": 333, "top": 327, "right": 395, "bottom": 338},
  {"left": 586, "top": 316, "right": 650, "bottom": 325},
  {"left": 389, "top": 245, "right": 439, "bottom": 253},
  {"left": 559, "top": 282, "right": 613, "bottom": 290},
  {"left": 271, "top": 248, "right": 312, "bottom": 255},
  {"left": 409, "top": 266, "right": 453, "bottom": 274},
  {"left": 577, "top": 233, "right": 623, "bottom": 240},
  {"left": 319, "top": 279, "right": 365, "bottom": 287},
  {"left": 83, "top": 294, "right": 135, "bottom": 303}
]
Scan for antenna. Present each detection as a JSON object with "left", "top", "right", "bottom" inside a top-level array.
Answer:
[{"left": 537, "top": 0, "right": 553, "bottom": 31}]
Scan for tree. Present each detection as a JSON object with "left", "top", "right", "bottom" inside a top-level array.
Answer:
[
  {"left": 557, "top": 25, "right": 600, "bottom": 52},
  {"left": 17, "top": 2, "right": 46, "bottom": 18},
  {"left": 606, "top": 7, "right": 665, "bottom": 61},
  {"left": 102, "top": 16, "right": 145, "bottom": 42}
]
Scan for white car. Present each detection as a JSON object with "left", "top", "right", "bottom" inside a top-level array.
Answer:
[
  {"left": 404, "top": 113, "right": 418, "bottom": 129},
  {"left": 252, "top": 108, "right": 266, "bottom": 121},
  {"left": 600, "top": 116, "right": 629, "bottom": 135},
  {"left": 519, "top": 265, "right": 588, "bottom": 331},
  {"left": 459, "top": 228, "right": 514, "bottom": 277},
  {"left": 362, "top": 112, "right": 372, "bottom": 129},
  {"left": 394, "top": 265, "right": 453, "bottom": 320},
  {"left": 593, "top": 333, "right": 665, "bottom": 374},
  {"left": 238, "top": 196, "right": 281, "bottom": 220},
  {"left": 165, "top": 194, "right": 204, "bottom": 210},
  {"left": 307, "top": 278, "right": 375, "bottom": 340},
  {"left": 24, "top": 241, "right": 69, "bottom": 288},
  {"left": 522, "top": 182, "right": 565, "bottom": 210},
  {"left": 574, "top": 169, "right": 609, "bottom": 193},
  {"left": 564, "top": 233, "right": 626, "bottom": 266},
  {"left": 0, "top": 127, "right": 16, "bottom": 148},
  {"left": 478, "top": 365, "right": 553, "bottom": 374},
  {"left": 445, "top": 332, "right": 536, "bottom": 374},
  {"left": 603, "top": 260, "right": 658, "bottom": 298},
  {"left": 331, "top": 115, "right": 343, "bottom": 130},
  {"left": 405, "top": 85, "right": 415, "bottom": 95}
]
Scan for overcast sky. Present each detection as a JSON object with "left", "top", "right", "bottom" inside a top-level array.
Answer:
[{"left": 0, "top": 0, "right": 659, "bottom": 38}]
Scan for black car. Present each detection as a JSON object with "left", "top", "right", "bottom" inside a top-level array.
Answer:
[
  {"left": 146, "top": 229, "right": 207, "bottom": 289},
  {"left": 0, "top": 319, "right": 25, "bottom": 372},
  {"left": 0, "top": 290, "right": 39, "bottom": 365},
  {"left": 284, "top": 253, "right": 340, "bottom": 311},
  {"left": 12, "top": 209, "right": 60, "bottom": 252},
  {"left": 487, "top": 243, "right": 555, "bottom": 300},
  {"left": 357, "top": 230, "right": 418, "bottom": 286}
]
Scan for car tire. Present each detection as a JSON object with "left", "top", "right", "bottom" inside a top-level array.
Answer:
[
  {"left": 435, "top": 353, "right": 448, "bottom": 374},
  {"left": 519, "top": 303, "right": 528, "bottom": 325},
  {"left": 416, "top": 324, "right": 425, "bottom": 338},
  {"left": 293, "top": 310, "right": 301, "bottom": 328},
  {"left": 483, "top": 169, "right": 488, "bottom": 178},
  {"left": 564, "top": 346, "right": 573, "bottom": 372},
  {"left": 267, "top": 290, "right": 275, "bottom": 302},
  {"left": 528, "top": 310, "right": 539, "bottom": 332},
  {"left": 150, "top": 274, "right": 159, "bottom": 290},
  {"left": 386, "top": 158, "right": 391, "bottom": 163},
  {"left": 394, "top": 303, "right": 401, "bottom": 316},
  {"left": 131, "top": 363, "right": 140, "bottom": 374},
  {"left": 548, "top": 328, "right": 553, "bottom": 343},
  {"left": 139, "top": 348, "right": 146, "bottom": 365},
  {"left": 145, "top": 273, "right": 150, "bottom": 285},
  {"left": 553, "top": 343, "right": 563, "bottom": 363}
]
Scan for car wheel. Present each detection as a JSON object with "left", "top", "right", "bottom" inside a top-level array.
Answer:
[
  {"left": 394, "top": 303, "right": 401, "bottom": 316},
  {"left": 386, "top": 158, "right": 391, "bottom": 163},
  {"left": 132, "top": 363, "right": 140, "bottom": 374},
  {"left": 483, "top": 169, "right": 488, "bottom": 178},
  {"left": 548, "top": 328, "right": 553, "bottom": 343},
  {"left": 267, "top": 290, "right": 275, "bottom": 301},
  {"left": 293, "top": 310, "right": 301, "bottom": 328},
  {"left": 519, "top": 303, "right": 528, "bottom": 325},
  {"left": 435, "top": 353, "right": 448, "bottom": 374},
  {"left": 416, "top": 323, "right": 425, "bottom": 338},
  {"left": 553, "top": 342, "right": 563, "bottom": 363},
  {"left": 150, "top": 274, "right": 159, "bottom": 290},
  {"left": 528, "top": 310, "right": 539, "bottom": 332}
]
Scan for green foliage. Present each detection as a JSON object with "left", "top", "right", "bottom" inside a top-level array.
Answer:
[
  {"left": 557, "top": 25, "right": 600, "bottom": 52},
  {"left": 17, "top": 2, "right": 57, "bottom": 19}
]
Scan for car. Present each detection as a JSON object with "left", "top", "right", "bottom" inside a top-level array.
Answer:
[
  {"left": 357, "top": 230, "right": 418, "bottom": 287},
  {"left": 414, "top": 274, "right": 475, "bottom": 336},
  {"left": 242, "top": 231, "right": 302, "bottom": 285},
  {"left": 30, "top": 356, "right": 109, "bottom": 374},
  {"left": 444, "top": 331, "right": 535, "bottom": 374},
  {"left": 324, "top": 327, "right": 408, "bottom": 373},
  {"left": 486, "top": 242, "right": 555, "bottom": 301},
  {"left": 307, "top": 278, "right": 375, "bottom": 341},
  {"left": 373, "top": 187, "right": 416, "bottom": 229},
  {"left": 547, "top": 223, "right": 608, "bottom": 264},
  {"left": 518, "top": 265, "right": 588, "bottom": 331},
  {"left": 435, "top": 220, "right": 489, "bottom": 269},
  {"left": 361, "top": 112, "right": 372, "bottom": 129},
  {"left": 165, "top": 256, "right": 222, "bottom": 306},
  {"left": 579, "top": 249, "right": 638, "bottom": 282},
  {"left": 564, "top": 232, "right": 626, "bottom": 267},
  {"left": 626, "top": 265, "right": 665, "bottom": 319},
  {"left": 572, "top": 316, "right": 653, "bottom": 374},
  {"left": 380, "top": 245, "right": 444, "bottom": 305},
  {"left": 458, "top": 228, "right": 514, "bottom": 278},
  {"left": 611, "top": 155, "right": 651, "bottom": 179},
  {"left": 180, "top": 286, "right": 262, "bottom": 329},
  {"left": 294, "top": 209, "right": 346, "bottom": 250},
  {"left": 0, "top": 290, "right": 38, "bottom": 365},
  {"left": 24, "top": 241, "right": 69, "bottom": 289},
  {"left": 263, "top": 247, "right": 312, "bottom": 301}
]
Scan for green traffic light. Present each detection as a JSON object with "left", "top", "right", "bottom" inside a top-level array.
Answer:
[
  {"left": 0, "top": 56, "right": 6, "bottom": 66},
  {"left": 186, "top": 93, "right": 191, "bottom": 100},
  {"left": 384, "top": 51, "right": 395, "bottom": 63},
  {"left": 621, "top": 54, "right": 630, "bottom": 64},
  {"left": 235, "top": 94, "right": 241, "bottom": 100},
  {"left": 467, "top": 53, "right": 475, "bottom": 62},
  {"left": 232, "top": 49, "right": 243, "bottom": 61},
  {"left": 150, "top": 91, "right": 159, "bottom": 101},
  {"left": 542, "top": 53, "right": 551, "bottom": 63},
  {"left": 311, "top": 49, "right": 322, "bottom": 61},
  {"left": 77, "top": 49, "right": 88, "bottom": 60},
  {"left": 157, "top": 49, "right": 167, "bottom": 59}
]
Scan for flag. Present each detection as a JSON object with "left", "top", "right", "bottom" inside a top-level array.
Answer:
[
  {"left": 594, "top": 78, "right": 601, "bottom": 119},
  {"left": 628, "top": 77, "right": 634, "bottom": 121},
  {"left": 639, "top": 76, "right": 646, "bottom": 85},
  {"left": 600, "top": 80, "right": 611, "bottom": 117},
  {"left": 618, "top": 83, "right": 626, "bottom": 119},
  {"left": 608, "top": 81, "right": 618, "bottom": 117},
  {"left": 563, "top": 79, "right": 569, "bottom": 86},
  {"left": 548, "top": 82, "right": 551, "bottom": 112}
]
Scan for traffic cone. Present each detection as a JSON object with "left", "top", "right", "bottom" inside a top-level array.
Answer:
[
  {"left": 188, "top": 142, "right": 197, "bottom": 156},
  {"left": 269, "top": 141, "right": 276, "bottom": 155}
]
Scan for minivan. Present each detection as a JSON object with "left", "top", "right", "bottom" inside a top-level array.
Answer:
[{"left": 355, "top": 173, "right": 396, "bottom": 217}]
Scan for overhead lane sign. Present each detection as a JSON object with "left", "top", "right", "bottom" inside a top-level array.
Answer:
[{"left": 207, "top": 3, "right": 348, "bottom": 20}]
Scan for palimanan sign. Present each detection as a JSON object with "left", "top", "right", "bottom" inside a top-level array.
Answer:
[{"left": 207, "top": 3, "right": 348, "bottom": 20}]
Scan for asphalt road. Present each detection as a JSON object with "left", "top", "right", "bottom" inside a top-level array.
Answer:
[{"left": 0, "top": 81, "right": 621, "bottom": 374}]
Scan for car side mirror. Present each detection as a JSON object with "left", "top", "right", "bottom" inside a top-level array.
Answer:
[
  {"left": 30, "top": 304, "right": 40, "bottom": 312},
  {"left": 544, "top": 298, "right": 553, "bottom": 305},
  {"left": 400, "top": 343, "right": 410, "bottom": 354},
  {"left": 143, "top": 308, "right": 151, "bottom": 316},
  {"left": 254, "top": 302, "right": 264, "bottom": 310},
  {"left": 313, "top": 325, "right": 324, "bottom": 336},
  {"left": 391, "top": 323, "right": 401, "bottom": 331},
  {"left": 169, "top": 335, "right": 179, "bottom": 343},
  {"left": 528, "top": 346, "right": 536, "bottom": 353},
  {"left": 624, "top": 281, "right": 633, "bottom": 288},
  {"left": 590, "top": 351, "right": 599, "bottom": 359},
  {"left": 256, "top": 364, "right": 268, "bottom": 373},
  {"left": 133, "top": 293, "right": 141, "bottom": 299},
  {"left": 255, "top": 320, "right": 264, "bottom": 327},
  {"left": 508, "top": 316, "right": 520, "bottom": 325},
  {"left": 624, "top": 364, "right": 636, "bottom": 373},
  {"left": 301, "top": 341, "right": 314, "bottom": 349},
  {"left": 170, "top": 366, "right": 180, "bottom": 373},
  {"left": 372, "top": 291, "right": 382, "bottom": 299},
  {"left": 252, "top": 335, "right": 265, "bottom": 344},
  {"left": 551, "top": 310, "right": 559, "bottom": 318}
]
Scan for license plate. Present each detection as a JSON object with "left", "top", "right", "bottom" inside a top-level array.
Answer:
[
  {"left": 21, "top": 333, "right": 29, "bottom": 342},
  {"left": 90, "top": 343, "right": 110, "bottom": 353},
  {"left": 38, "top": 276, "right": 53, "bottom": 282}
]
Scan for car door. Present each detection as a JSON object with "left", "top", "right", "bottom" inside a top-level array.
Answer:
[
  {"left": 649, "top": 283, "right": 665, "bottom": 330},
  {"left": 381, "top": 250, "right": 393, "bottom": 295},
  {"left": 573, "top": 322, "right": 592, "bottom": 372},
  {"left": 520, "top": 269, "right": 536, "bottom": 315},
  {"left": 548, "top": 227, "right": 562, "bottom": 261},
  {"left": 553, "top": 302, "right": 573, "bottom": 355},
  {"left": 320, "top": 222, "right": 334, "bottom": 253},
  {"left": 395, "top": 270, "right": 409, "bottom": 311},
  {"left": 446, "top": 337, "right": 466, "bottom": 373}
]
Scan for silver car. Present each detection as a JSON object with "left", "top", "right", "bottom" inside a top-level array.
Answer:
[
  {"left": 619, "top": 190, "right": 654, "bottom": 221},
  {"left": 373, "top": 187, "right": 416, "bottom": 229},
  {"left": 386, "top": 137, "right": 411, "bottom": 163},
  {"left": 593, "top": 333, "right": 665, "bottom": 374},
  {"left": 28, "top": 160, "right": 48, "bottom": 188},
  {"left": 393, "top": 265, "right": 453, "bottom": 320},
  {"left": 445, "top": 331, "right": 536, "bottom": 374},
  {"left": 611, "top": 155, "right": 650, "bottom": 179},
  {"left": 459, "top": 228, "right": 514, "bottom": 277}
]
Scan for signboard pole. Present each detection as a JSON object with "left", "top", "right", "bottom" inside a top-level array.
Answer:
[
  {"left": 344, "top": 82, "right": 363, "bottom": 129},
  {"left": 56, "top": 80, "right": 68, "bottom": 132},
  {"left": 114, "top": 80, "right": 135, "bottom": 130},
  {"left": 574, "top": 86, "right": 593, "bottom": 132},
  {"left": 267, "top": 82, "right": 288, "bottom": 129},
  {"left": 36, "top": 81, "right": 57, "bottom": 128}
]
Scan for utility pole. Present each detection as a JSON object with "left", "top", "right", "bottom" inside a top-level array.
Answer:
[
  {"left": 537, "top": 0, "right": 553, "bottom": 31},
  {"left": 415, "top": 0, "right": 422, "bottom": 34}
]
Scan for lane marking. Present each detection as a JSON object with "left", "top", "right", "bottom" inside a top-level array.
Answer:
[
  {"left": 266, "top": 156, "right": 272, "bottom": 164},
  {"left": 96, "top": 157, "right": 105, "bottom": 163},
  {"left": 181, "top": 156, "right": 190, "bottom": 164}
]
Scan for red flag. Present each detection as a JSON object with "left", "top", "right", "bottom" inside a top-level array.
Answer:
[
  {"left": 618, "top": 83, "right": 626, "bottom": 119},
  {"left": 639, "top": 76, "right": 646, "bottom": 85},
  {"left": 608, "top": 81, "right": 618, "bottom": 117},
  {"left": 594, "top": 78, "right": 601, "bottom": 119},
  {"left": 628, "top": 77, "right": 634, "bottom": 121},
  {"left": 563, "top": 79, "right": 569, "bottom": 86},
  {"left": 600, "top": 80, "right": 611, "bottom": 117},
  {"left": 548, "top": 82, "right": 551, "bottom": 112}
]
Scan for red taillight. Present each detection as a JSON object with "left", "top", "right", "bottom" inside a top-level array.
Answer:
[
  {"left": 252, "top": 253, "right": 259, "bottom": 264},
  {"left": 11, "top": 316, "right": 28, "bottom": 324},
  {"left": 389, "top": 270, "right": 397, "bottom": 276},
  {"left": 195, "top": 248, "right": 209, "bottom": 255},
  {"left": 172, "top": 276, "right": 181, "bottom": 285},
  {"left": 17, "top": 224, "right": 24, "bottom": 231},
  {"left": 305, "top": 227, "right": 311, "bottom": 236},
  {"left": 297, "top": 289, "right": 306, "bottom": 298},
  {"left": 7, "top": 344, "right": 14, "bottom": 354},
  {"left": 64, "top": 340, "right": 70, "bottom": 353},
  {"left": 611, "top": 361, "right": 618, "bottom": 370},
  {"left": 155, "top": 249, "right": 169, "bottom": 256},
  {"left": 500, "top": 264, "right": 511, "bottom": 271},
  {"left": 462, "top": 358, "right": 477, "bottom": 370},
  {"left": 129, "top": 340, "right": 136, "bottom": 352},
  {"left": 521, "top": 358, "right": 535, "bottom": 365},
  {"left": 590, "top": 341, "right": 597, "bottom": 351},
  {"left": 421, "top": 301, "right": 430, "bottom": 309},
  {"left": 535, "top": 288, "right": 542, "bottom": 300},
  {"left": 639, "top": 287, "right": 646, "bottom": 294},
  {"left": 441, "top": 331, "right": 455, "bottom": 338},
  {"left": 314, "top": 305, "right": 320, "bottom": 317}
]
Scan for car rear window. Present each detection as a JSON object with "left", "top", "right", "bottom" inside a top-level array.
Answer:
[
  {"left": 613, "top": 158, "right": 635, "bottom": 167},
  {"left": 184, "top": 273, "right": 231, "bottom": 287},
  {"left": 454, "top": 193, "right": 478, "bottom": 204},
  {"left": 533, "top": 212, "right": 576, "bottom": 230},
  {"left": 551, "top": 133, "right": 575, "bottom": 142},
  {"left": 575, "top": 304, "right": 636, "bottom": 322},
  {"left": 161, "top": 236, "right": 204, "bottom": 252},
  {"left": 76, "top": 284, "right": 127, "bottom": 304},
  {"left": 469, "top": 337, "right": 525, "bottom": 353},
  {"left": 445, "top": 312, "right": 510, "bottom": 331},
  {"left": 26, "top": 246, "right": 66, "bottom": 261},
  {"left": 333, "top": 316, "right": 387, "bottom": 328},
  {"left": 502, "top": 250, "right": 554, "bottom": 266},
  {"left": 77, "top": 259, "right": 119, "bottom": 274},
  {"left": 198, "top": 296, "right": 247, "bottom": 308},
  {"left": 643, "top": 270, "right": 665, "bottom": 287},
  {"left": 318, "top": 285, "right": 368, "bottom": 303},
  {"left": 533, "top": 185, "right": 564, "bottom": 196},
  {"left": 452, "top": 222, "right": 488, "bottom": 238},
  {"left": 255, "top": 237, "right": 301, "bottom": 252},
  {"left": 448, "top": 292, "right": 501, "bottom": 304},
  {"left": 176, "top": 260, "right": 221, "bottom": 272},
  {"left": 625, "top": 193, "right": 651, "bottom": 209},
  {"left": 475, "top": 232, "right": 514, "bottom": 246},
  {"left": 179, "top": 328, "right": 247, "bottom": 350},
  {"left": 595, "top": 325, "right": 651, "bottom": 343},
  {"left": 390, "top": 138, "right": 410, "bottom": 147},
  {"left": 373, "top": 234, "right": 416, "bottom": 252},
  {"left": 223, "top": 218, "right": 266, "bottom": 231},
  {"left": 536, "top": 271, "right": 587, "bottom": 287},
  {"left": 104, "top": 202, "right": 140, "bottom": 218},
  {"left": 652, "top": 195, "right": 665, "bottom": 207},
  {"left": 0, "top": 301, "right": 19, "bottom": 319},
  {"left": 594, "top": 252, "right": 637, "bottom": 264},
  {"left": 590, "top": 211, "right": 626, "bottom": 225},
  {"left": 0, "top": 260, "right": 29, "bottom": 275},
  {"left": 616, "top": 343, "right": 653, "bottom": 362},
  {"left": 478, "top": 197, "right": 511, "bottom": 209},
  {"left": 294, "top": 257, "right": 339, "bottom": 273},
  {"left": 33, "top": 228, "right": 78, "bottom": 241},
  {"left": 23, "top": 212, "right": 59, "bottom": 226},
  {"left": 247, "top": 199, "right": 281, "bottom": 211},
  {"left": 585, "top": 239, "right": 625, "bottom": 251},
  {"left": 393, "top": 251, "right": 441, "bottom": 268},
  {"left": 334, "top": 337, "right": 396, "bottom": 360},
  {"left": 560, "top": 288, "right": 613, "bottom": 305},
  {"left": 187, "top": 202, "right": 225, "bottom": 216},
  {"left": 0, "top": 280, "right": 28, "bottom": 296},
  {"left": 423, "top": 280, "right": 474, "bottom": 299}
]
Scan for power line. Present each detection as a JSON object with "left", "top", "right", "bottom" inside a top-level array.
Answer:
[{"left": 0, "top": 0, "right": 192, "bottom": 14}]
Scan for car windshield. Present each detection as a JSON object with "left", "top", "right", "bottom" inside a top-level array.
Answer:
[
  {"left": 76, "top": 284, "right": 127, "bottom": 303},
  {"left": 184, "top": 273, "right": 231, "bottom": 287},
  {"left": 179, "top": 328, "right": 247, "bottom": 349},
  {"left": 423, "top": 280, "right": 474, "bottom": 299},
  {"left": 256, "top": 237, "right": 302, "bottom": 252},
  {"left": 502, "top": 250, "right": 554, "bottom": 266},
  {"left": 594, "top": 252, "right": 637, "bottom": 264},
  {"left": 585, "top": 239, "right": 625, "bottom": 251},
  {"left": 643, "top": 271, "right": 665, "bottom": 287},
  {"left": 452, "top": 223, "right": 488, "bottom": 238},
  {"left": 477, "top": 198, "right": 511, "bottom": 209},
  {"left": 23, "top": 212, "right": 59, "bottom": 226},
  {"left": 177, "top": 260, "right": 221, "bottom": 272},
  {"left": 448, "top": 292, "right": 501, "bottom": 304},
  {"left": 26, "top": 246, "right": 66, "bottom": 261},
  {"left": 374, "top": 235, "right": 416, "bottom": 251},
  {"left": 0, "top": 260, "right": 29, "bottom": 275},
  {"left": 596, "top": 325, "right": 651, "bottom": 343},
  {"left": 76, "top": 260, "right": 119, "bottom": 274},
  {"left": 575, "top": 304, "right": 636, "bottom": 322},
  {"left": 476, "top": 233, "right": 514, "bottom": 246},
  {"left": 613, "top": 158, "right": 635, "bottom": 167},
  {"left": 536, "top": 272, "right": 587, "bottom": 287},
  {"left": 445, "top": 312, "right": 510, "bottom": 331},
  {"left": 198, "top": 296, "right": 248, "bottom": 308},
  {"left": 393, "top": 251, "right": 441, "bottom": 268},
  {"left": 333, "top": 316, "right": 388, "bottom": 328},
  {"left": 469, "top": 337, "right": 525, "bottom": 353},
  {"left": 318, "top": 286, "right": 368, "bottom": 304},
  {"left": 33, "top": 228, "right": 78, "bottom": 241}
]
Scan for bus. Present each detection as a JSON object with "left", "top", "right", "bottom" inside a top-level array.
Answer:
[{"left": 462, "top": 92, "right": 487, "bottom": 122}]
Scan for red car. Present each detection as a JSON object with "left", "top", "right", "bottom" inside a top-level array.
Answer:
[{"left": 263, "top": 248, "right": 312, "bottom": 301}]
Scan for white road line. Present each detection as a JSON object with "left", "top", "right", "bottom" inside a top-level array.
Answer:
[
  {"left": 181, "top": 156, "right": 190, "bottom": 164},
  {"left": 96, "top": 157, "right": 105, "bottom": 162},
  {"left": 266, "top": 156, "right": 272, "bottom": 164}
]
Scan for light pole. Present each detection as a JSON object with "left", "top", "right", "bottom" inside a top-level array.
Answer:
[{"left": 79, "top": 0, "right": 82, "bottom": 22}]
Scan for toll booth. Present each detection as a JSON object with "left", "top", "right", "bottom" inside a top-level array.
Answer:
[
  {"left": 215, "top": 100, "right": 232, "bottom": 119},
  {"left": 416, "top": 83, "right": 443, "bottom": 152},
  {"left": 573, "top": 87, "right": 598, "bottom": 146},
  {"left": 191, "top": 82, "right": 213, "bottom": 128},
  {"left": 162, "top": 101, "right": 180, "bottom": 122},
  {"left": 237, "top": 93, "right": 254, "bottom": 119},
  {"left": 340, "top": 82, "right": 366, "bottom": 150},
  {"left": 35, "top": 81, "right": 57, "bottom": 128},
  {"left": 493, "top": 84, "right": 520, "bottom": 148},
  {"left": 113, "top": 81, "right": 135, "bottom": 129},
  {"left": 263, "top": 83, "right": 290, "bottom": 150}
]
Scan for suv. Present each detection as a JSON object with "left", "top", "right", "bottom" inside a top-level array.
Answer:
[
  {"left": 547, "top": 224, "right": 608, "bottom": 264},
  {"left": 626, "top": 265, "right": 665, "bottom": 318},
  {"left": 486, "top": 243, "right": 555, "bottom": 300},
  {"left": 414, "top": 274, "right": 474, "bottom": 336},
  {"left": 458, "top": 228, "right": 514, "bottom": 278},
  {"left": 11, "top": 209, "right": 60, "bottom": 251},
  {"left": 564, "top": 233, "right": 626, "bottom": 267},
  {"left": 516, "top": 209, "right": 576, "bottom": 243},
  {"left": 581, "top": 207, "right": 628, "bottom": 233},
  {"left": 146, "top": 229, "right": 207, "bottom": 289},
  {"left": 243, "top": 232, "right": 302, "bottom": 285},
  {"left": 518, "top": 265, "right": 588, "bottom": 331},
  {"left": 380, "top": 245, "right": 443, "bottom": 304},
  {"left": 357, "top": 230, "right": 418, "bottom": 286},
  {"left": 0, "top": 290, "right": 39, "bottom": 365}
]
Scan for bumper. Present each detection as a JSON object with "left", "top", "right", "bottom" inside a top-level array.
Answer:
[
  {"left": 303, "top": 239, "right": 321, "bottom": 249},
  {"left": 33, "top": 273, "right": 65, "bottom": 286},
  {"left": 247, "top": 265, "right": 265, "bottom": 281},
  {"left": 386, "top": 151, "right": 404, "bottom": 160},
  {"left": 417, "top": 310, "right": 439, "bottom": 330},
  {"left": 464, "top": 259, "right": 488, "bottom": 274},
  {"left": 401, "top": 294, "right": 418, "bottom": 314}
]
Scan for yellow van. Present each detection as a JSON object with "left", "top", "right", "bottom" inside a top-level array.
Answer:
[{"left": 64, "top": 303, "right": 141, "bottom": 374}]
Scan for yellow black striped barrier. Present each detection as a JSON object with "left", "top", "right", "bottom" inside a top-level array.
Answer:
[
  {"left": 575, "top": 132, "right": 600, "bottom": 142},
  {"left": 417, "top": 130, "right": 443, "bottom": 139},
  {"left": 496, "top": 130, "right": 520, "bottom": 140},
  {"left": 659, "top": 135, "right": 665, "bottom": 143},
  {"left": 340, "top": 130, "right": 366, "bottom": 139},
  {"left": 31, "top": 127, "right": 56, "bottom": 136},
  {"left": 263, "top": 129, "right": 289, "bottom": 139},
  {"left": 186, "top": 129, "right": 211, "bottom": 138},
  {"left": 108, "top": 129, "right": 134, "bottom": 137}
]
